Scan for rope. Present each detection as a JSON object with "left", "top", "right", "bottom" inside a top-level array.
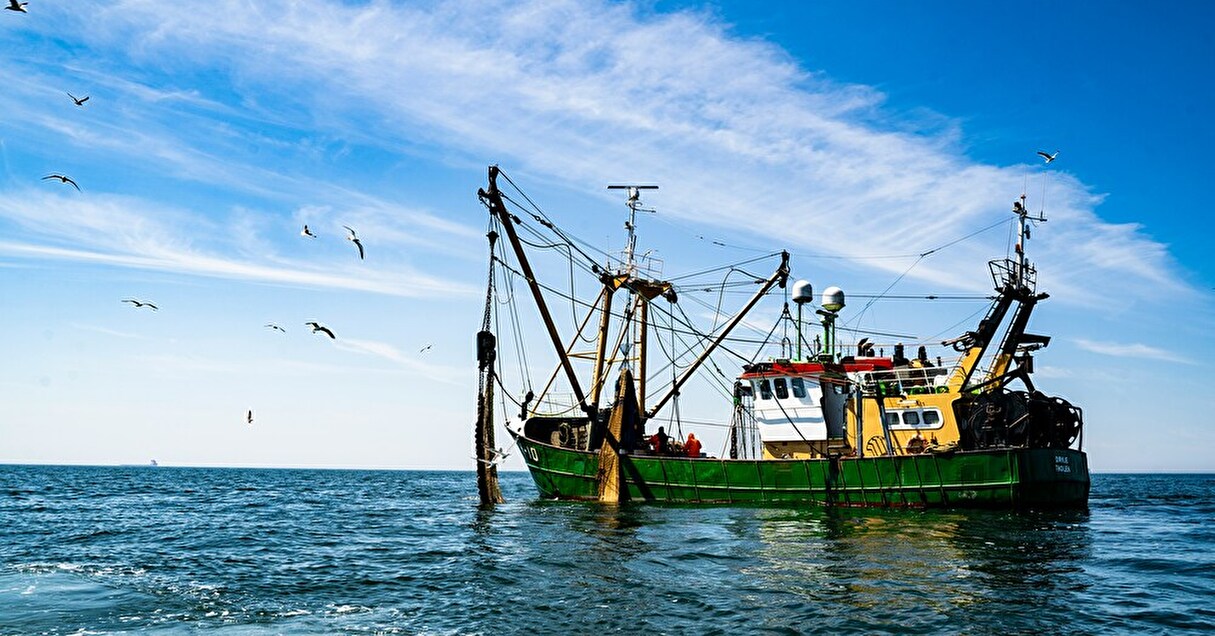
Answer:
[
  {"left": 918, "top": 217, "right": 1012, "bottom": 258},
  {"left": 768, "top": 383, "right": 818, "bottom": 455},
  {"left": 498, "top": 189, "right": 610, "bottom": 272},
  {"left": 667, "top": 252, "right": 785, "bottom": 282},
  {"left": 847, "top": 254, "right": 925, "bottom": 332},
  {"left": 664, "top": 307, "right": 683, "bottom": 438},
  {"left": 748, "top": 303, "right": 790, "bottom": 365},
  {"left": 836, "top": 216, "right": 1014, "bottom": 339}
]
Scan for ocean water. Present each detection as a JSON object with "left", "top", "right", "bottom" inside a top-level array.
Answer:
[{"left": 1, "top": 467, "right": 1212, "bottom": 635}]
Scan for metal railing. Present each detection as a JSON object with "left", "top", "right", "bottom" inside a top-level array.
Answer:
[
  {"left": 857, "top": 366, "right": 952, "bottom": 396},
  {"left": 989, "top": 258, "right": 1036, "bottom": 292}
]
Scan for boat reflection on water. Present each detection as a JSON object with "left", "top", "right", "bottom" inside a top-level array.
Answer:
[
  {"left": 748, "top": 506, "right": 1093, "bottom": 627},
  {"left": 486, "top": 499, "right": 1093, "bottom": 631}
]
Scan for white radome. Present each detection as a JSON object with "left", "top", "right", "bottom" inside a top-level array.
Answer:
[
  {"left": 791, "top": 280, "right": 814, "bottom": 305},
  {"left": 821, "top": 286, "right": 845, "bottom": 312}
]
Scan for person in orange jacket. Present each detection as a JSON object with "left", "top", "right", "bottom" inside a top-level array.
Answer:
[{"left": 684, "top": 432, "right": 702, "bottom": 458}]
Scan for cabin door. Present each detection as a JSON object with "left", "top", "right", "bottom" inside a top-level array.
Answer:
[{"left": 819, "top": 381, "right": 850, "bottom": 439}]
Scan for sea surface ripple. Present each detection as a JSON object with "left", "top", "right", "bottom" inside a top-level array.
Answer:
[{"left": 1, "top": 467, "right": 1212, "bottom": 635}]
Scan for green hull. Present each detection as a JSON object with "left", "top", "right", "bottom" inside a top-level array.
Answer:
[{"left": 513, "top": 434, "right": 1089, "bottom": 508}]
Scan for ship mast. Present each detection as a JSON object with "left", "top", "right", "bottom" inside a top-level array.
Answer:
[
  {"left": 606, "top": 184, "right": 658, "bottom": 414},
  {"left": 608, "top": 185, "right": 658, "bottom": 278},
  {"left": 480, "top": 167, "right": 593, "bottom": 419},
  {"left": 982, "top": 192, "right": 1049, "bottom": 384},
  {"left": 946, "top": 178, "right": 1053, "bottom": 391},
  {"left": 1012, "top": 192, "right": 1046, "bottom": 289}
]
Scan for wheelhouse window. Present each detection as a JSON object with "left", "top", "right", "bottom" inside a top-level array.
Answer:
[
  {"left": 885, "top": 407, "right": 944, "bottom": 430},
  {"left": 774, "top": 378, "right": 789, "bottom": 399},
  {"left": 757, "top": 379, "right": 773, "bottom": 400},
  {"left": 790, "top": 377, "right": 807, "bottom": 398}
]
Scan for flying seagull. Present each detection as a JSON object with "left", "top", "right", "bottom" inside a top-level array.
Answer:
[
  {"left": 1036, "top": 150, "right": 1059, "bottom": 164},
  {"left": 419, "top": 344, "right": 433, "bottom": 354},
  {"left": 247, "top": 410, "right": 253, "bottom": 425},
  {"left": 473, "top": 447, "right": 511, "bottom": 467},
  {"left": 67, "top": 92, "right": 89, "bottom": 107},
  {"left": 265, "top": 323, "right": 286, "bottom": 332},
  {"left": 42, "top": 174, "right": 80, "bottom": 191},
  {"left": 122, "top": 299, "right": 158, "bottom": 310},
  {"left": 5, "top": 1, "right": 28, "bottom": 13},
  {"left": 301, "top": 224, "right": 316, "bottom": 239},
  {"left": 305, "top": 321, "right": 336, "bottom": 339},
  {"left": 343, "top": 225, "right": 364, "bottom": 260}
]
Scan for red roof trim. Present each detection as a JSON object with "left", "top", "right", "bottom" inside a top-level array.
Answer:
[{"left": 739, "top": 357, "right": 894, "bottom": 379}]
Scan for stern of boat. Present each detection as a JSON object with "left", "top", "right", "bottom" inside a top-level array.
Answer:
[{"left": 1013, "top": 448, "right": 1090, "bottom": 508}]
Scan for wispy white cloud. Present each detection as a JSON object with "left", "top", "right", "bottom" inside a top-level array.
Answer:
[
  {"left": 69, "top": 323, "right": 147, "bottom": 340},
  {"left": 0, "top": 57, "right": 484, "bottom": 277},
  {"left": 178, "top": 7, "right": 1192, "bottom": 284},
  {"left": 0, "top": 190, "right": 477, "bottom": 297},
  {"left": 1073, "top": 338, "right": 1193, "bottom": 364},
  {"left": 335, "top": 337, "right": 465, "bottom": 385},
  {"left": 0, "top": 0, "right": 1190, "bottom": 313}
]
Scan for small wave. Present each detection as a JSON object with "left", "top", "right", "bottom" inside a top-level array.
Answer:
[
  {"left": 330, "top": 604, "right": 372, "bottom": 615},
  {"left": 13, "top": 562, "right": 85, "bottom": 574}
]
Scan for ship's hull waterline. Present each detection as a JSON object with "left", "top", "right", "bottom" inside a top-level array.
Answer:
[{"left": 513, "top": 434, "right": 1090, "bottom": 508}]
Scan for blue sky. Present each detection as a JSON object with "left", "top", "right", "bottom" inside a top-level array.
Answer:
[{"left": 1, "top": 1, "right": 1211, "bottom": 471}]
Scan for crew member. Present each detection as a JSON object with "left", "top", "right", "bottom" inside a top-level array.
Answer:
[
  {"left": 649, "top": 426, "right": 670, "bottom": 455},
  {"left": 684, "top": 432, "right": 702, "bottom": 458}
]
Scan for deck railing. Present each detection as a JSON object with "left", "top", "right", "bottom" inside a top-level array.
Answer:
[{"left": 857, "top": 366, "right": 952, "bottom": 396}]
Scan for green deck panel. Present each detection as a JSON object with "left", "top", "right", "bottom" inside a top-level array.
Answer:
[{"left": 516, "top": 435, "right": 1089, "bottom": 508}]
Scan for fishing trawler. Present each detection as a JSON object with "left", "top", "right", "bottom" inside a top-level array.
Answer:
[{"left": 473, "top": 166, "right": 1089, "bottom": 508}]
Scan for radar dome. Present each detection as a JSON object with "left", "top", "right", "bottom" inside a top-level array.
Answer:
[
  {"left": 822, "top": 286, "right": 845, "bottom": 312},
  {"left": 791, "top": 280, "right": 814, "bottom": 304}
]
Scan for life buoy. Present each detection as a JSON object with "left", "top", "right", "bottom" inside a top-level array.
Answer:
[{"left": 905, "top": 435, "right": 927, "bottom": 454}]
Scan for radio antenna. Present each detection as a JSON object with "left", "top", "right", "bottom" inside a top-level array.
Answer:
[{"left": 607, "top": 184, "right": 658, "bottom": 275}]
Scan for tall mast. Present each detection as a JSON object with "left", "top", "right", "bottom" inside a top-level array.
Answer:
[
  {"left": 1011, "top": 193, "right": 1045, "bottom": 289},
  {"left": 606, "top": 184, "right": 658, "bottom": 415},
  {"left": 981, "top": 189, "right": 1050, "bottom": 384},
  {"left": 607, "top": 185, "right": 659, "bottom": 276},
  {"left": 479, "top": 167, "right": 592, "bottom": 419},
  {"left": 946, "top": 189, "right": 1049, "bottom": 391}
]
